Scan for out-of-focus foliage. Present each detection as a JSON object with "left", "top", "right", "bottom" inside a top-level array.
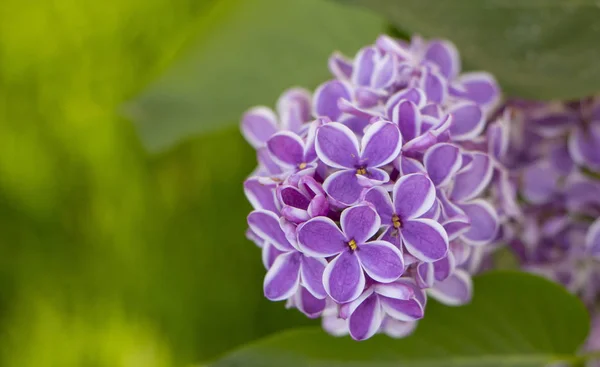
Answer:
[
  {"left": 338, "top": 0, "right": 600, "bottom": 101},
  {"left": 130, "top": 0, "right": 386, "bottom": 152},
  {"left": 212, "top": 272, "right": 590, "bottom": 367},
  {"left": 0, "top": 1, "right": 312, "bottom": 366}
]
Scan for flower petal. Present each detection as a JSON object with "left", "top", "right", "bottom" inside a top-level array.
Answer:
[
  {"left": 263, "top": 252, "right": 302, "bottom": 301},
  {"left": 357, "top": 167, "right": 390, "bottom": 187},
  {"left": 419, "top": 69, "right": 447, "bottom": 104},
  {"left": 379, "top": 226, "right": 402, "bottom": 249},
  {"left": 586, "top": 218, "right": 600, "bottom": 256},
  {"left": 450, "top": 72, "right": 500, "bottom": 110},
  {"left": 361, "top": 121, "right": 402, "bottom": 167},
  {"left": 278, "top": 186, "right": 310, "bottom": 210},
  {"left": 348, "top": 293, "right": 383, "bottom": 341},
  {"left": 323, "top": 251, "right": 365, "bottom": 303},
  {"left": 424, "top": 143, "right": 462, "bottom": 187},
  {"left": 256, "top": 148, "right": 283, "bottom": 175},
  {"left": 376, "top": 35, "right": 413, "bottom": 60},
  {"left": 416, "top": 262, "right": 434, "bottom": 288},
  {"left": 322, "top": 313, "right": 349, "bottom": 337},
  {"left": 267, "top": 131, "right": 305, "bottom": 167},
  {"left": 297, "top": 216, "right": 346, "bottom": 257},
  {"left": 363, "top": 186, "right": 394, "bottom": 224},
  {"left": 380, "top": 296, "right": 424, "bottom": 322},
  {"left": 307, "top": 194, "right": 329, "bottom": 218},
  {"left": 339, "top": 115, "right": 371, "bottom": 135},
  {"left": 247, "top": 210, "right": 294, "bottom": 251},
  {"left": 300, "top": 256, "right": 327, "bottom": 299},
  {"left": 328, "top": 51, "right": 353, "bottom": 80},
  {"left": 382, "top": 318, "right": 417, "bottom": 338},
  {"left": 450, "top": 152, "right": 493, "bottom": 202},
  {"left": 246, "top": 228, "right": 264, "bottom": 248},
  {"left": 276, "top": 88, "right": 312, "bottom": 133},
  {"left": 401, "top": 218, "right": 449, "bottom": 262},
  {"left": 323, "top": 169, "right": 364, "bottom": 206},
  {"left": 280, "top": 206, "right": 310, "bottom": 224},
  {"left": 386, "top": 88, "right": 427, "bottom": 118},
  {"left": 240, "top": 107, "right": 278, "bottom": 148},
  {"left": 393, "top": 173, "right": 436, "bottom": 219},
  {"left": 372, "top": 53, "right": 398, "bottom": 90},
  {"left": 433, "top": 252, "right": 455, "bottom": 282},
  {"left": 313, "top": 80, "right": 352, "bottom": 120},
  {"left": 421, "top": 199, "right": 441, "bottom": 220},
  {"left": 569, "top": 123, "right": 600, "bottom": 170},
  {"left": 531, "top": 110, "right": 577, "bottom": 137},
  {"left": 403, "top": 131, "right": 437, "bottom": 153},
  {"left": 458, "top": 199, "right": 499, "bottom": 246},
  {"left": 392, "top": 100, "right": 421, "bottom": 141},
  {"left": 316, "top": 122, "right": 360, "bottom": 169},
  {"left": 261, "top": 243, "right": 283, "bottom": 269},
  {"left": 291, "top": 287, "right": 327, "bottom": 318},
  {"left": 427, "top": 269, "right": 473, "bottom": 306},
  {"left": 522, "top": 161, "right": 560, "bottom": 204},
  {"left": 442, "top": 215, "right": 471, "bottom": 241},
  {"left": 549, "top": 142, "right": 574, "bottom": 175},
  {"left": 397, "top": 156, "right": 426, "bottom": 175},
  {"left": 357, "top": 240, "right": 404, "bottom": 283},
  {"left": 424, "top": 40, "right": 460, "bottom": 80},
  {"left": 487, "top": 113, "right": 510, "bottom": 161},
  {"left": 298, "top": 175, "right": 325, "bottom": 197},
  {"left": 373, "top": 281, "right": 414, "bottom": 300},
  {"left": 340, "top": 203, "right": 381, "bottom": 243},
  {"left": 352, "top": 46, "right": 377, "bottom": 87},
  {"left": 448, "top": 102, "right": 485, "bottom": 141},
  {"left": 244, "top": 177, "right": 279, "bottom": 213}
]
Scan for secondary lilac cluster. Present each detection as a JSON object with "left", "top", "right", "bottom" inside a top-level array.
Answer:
[
  {"left": 495, "top": 98, "right": 600, "bottom": 340},
  {"left": 241, "top": 35, "right": 506, "bottom": 340}
]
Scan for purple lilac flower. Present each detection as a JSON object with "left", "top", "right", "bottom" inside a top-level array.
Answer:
[
  {"left": 364, "top": 173, "right": 448, "bottom": 262},
  {"left": 297, "top": 204, "right": 404, "bottom": 303},
  {"left": 315, "top": 121, "right": 402, "bottom": 205},
  {"left": 483, "top": 97, "right": 600, "bottom": 353},
  {"left": 241, "top": 34, "right": 504, "bottom": 340}
]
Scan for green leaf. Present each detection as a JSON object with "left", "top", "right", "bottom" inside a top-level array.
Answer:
[
  {"left": 210, "top": 271, "right": 590, "bottom": 367},
  {"left": 338, "top": 0, "right": 600, "bottom": 101},
  {"left": 129, "top": 0, "right": 385, "bottom": 152}
]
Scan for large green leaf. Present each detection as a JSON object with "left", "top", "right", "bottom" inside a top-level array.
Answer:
[
  {"left": 130, "top": 0, "right": 385, "bottom": 152},
  {"left": 338, "top": 0, "right": 600, "bottom": 101},
  {"left": 210, "top": 272, "right": 590, "bottom": 367}
]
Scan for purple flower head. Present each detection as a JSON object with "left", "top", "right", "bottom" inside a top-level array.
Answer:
[
  {"left": 385, "top": 92, "right": 452, "bottom": 153},
  {"left": 298, "top": 204, "right": 404, "bottom": 303},
  {"left": 277, "top": 175, "right": 329, "bottom": 223},
  {"left": 364, "top": 173, "right": 449, "bottom": 262},
  {"left": 240, "top": 33, "right": 506, "bottom": 340},
  {"left": 247, "top": 210, "right": 327, "bottom": 301},
  {"left": 266, "top": 123, "right": 318, "bottom": 176},
  {"left": 316, "top": 121, "right": 402, "bottom": 205},
  {"left": 377, "top": 35, "right": 500, "bottom": 110},
  {"left": 340, "top": 279, "right": 426, "bottom": 341},
  {"left": 481, "top": 97, "right": 600, "bottom": 352}
]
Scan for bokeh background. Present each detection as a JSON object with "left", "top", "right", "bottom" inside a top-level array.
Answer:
[{"left": 0, "top": 1, "right": 327, "bottom": 366}]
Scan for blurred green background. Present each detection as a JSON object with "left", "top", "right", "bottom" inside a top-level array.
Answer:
[{"left": 0, "top": 1, "right": 319, "bottom": 366}]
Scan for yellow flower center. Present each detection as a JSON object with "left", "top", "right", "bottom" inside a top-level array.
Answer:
[
  {"left": 298, "top": 162, "right": 307, "bottom": 170},
  {"left": 348, "top": 239, "right": 358, "bottom": 251},
  {"left": 392, "top": 214, "right": 402, "bottom": 229},
  {"left": 356, "top": 167, "right": 367, "bottom": 175}
]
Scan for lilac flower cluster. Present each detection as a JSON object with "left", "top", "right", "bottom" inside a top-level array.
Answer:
[
  {"left": 495, "top": 98, "right": 600, "bottom": 347},
  {"left": 241, "top": 35, "right": 505, "bottom": 340}
]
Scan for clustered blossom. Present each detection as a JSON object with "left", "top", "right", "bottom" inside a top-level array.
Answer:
[
  {"left": 493, "top": 98, "right": 600, "bottom": 351},
  {"left": 241, "top": 34, "right": 506, "bottom": 340}
]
